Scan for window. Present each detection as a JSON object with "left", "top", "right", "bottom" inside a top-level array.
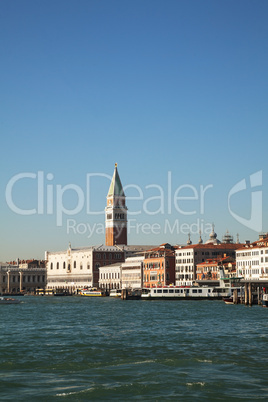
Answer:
[
  {"left": 80, "top": 263, "right": 83, "bottom": 270},
  {"left": 57, "top": 262, "right": 59, "bottom": 270},
  {"left": 63, "top": 262, "right": 66, "bottom": 269},
  {"left": 50, "top": 263, "right": 53, "bottom": 270},
  {"left": 115, "top": 213, "right": 125, "bottom": 219},
  {"left": 74, "top": 261, "right": 76, "bottom": 268}
]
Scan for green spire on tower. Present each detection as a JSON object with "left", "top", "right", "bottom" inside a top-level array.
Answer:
[{"left": 107, "top": 163, "right": 125, "bottom": 197}]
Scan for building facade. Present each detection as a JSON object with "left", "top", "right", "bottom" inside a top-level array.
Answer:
[
  {"left": 105, "top": 163, "right": 127, "bottom": 246},
  {"left": 46, "top": 243, "right": 125, "bottom": 292},
  {"left": 143, "top": 244, "right": 175, "bottom": 288},
  {"left": 99, "top": 262, "right": 122, "bottom": 290},
  {"left": 121, "top": 256, "right": 144, "bottom": 290},
  {"left": 236, "top": 234, "right": 268, "bottom": 281},
  {"left": 196, "top": 256, "right": 236, "bottom": 281},
  {"left": 176, "top": 242, "right": 240, "bottom": 286},
  {"left": 0, "top": 260, "right": 46, "bottom": 294}
]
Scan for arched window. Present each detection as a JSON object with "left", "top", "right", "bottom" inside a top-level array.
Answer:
[
  {"left": 74, "top": 261, "right": 76, "bottom": 268},
  {"left": 57, "top": 262, "right": 59, "bottom": 270}
]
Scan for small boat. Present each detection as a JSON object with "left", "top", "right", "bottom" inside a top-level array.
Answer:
[
  {"left": 109, "top": 289, "right": 121, "bottom": 297},
  {"left": 53, "top": 289, "right": 72, "bottom": 296},
  {"left": 0, "top": 296, "right": 21, "bottom": 304},
  {"left": 223, "top": 296, "right": 235, "bottom": 305},
  {"left": 80, "top": 287, "right": 106, "bottom": 297}
]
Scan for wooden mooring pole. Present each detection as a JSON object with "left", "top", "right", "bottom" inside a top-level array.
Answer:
[
  {"left": 249, "top": 282, "right": 252, "bottom": 306},
  {"left": 233, "top": 289, "right": 238, "bottom": 304},
  {"left": 244, "top": 283, "right": 248, "bottom": 305}
]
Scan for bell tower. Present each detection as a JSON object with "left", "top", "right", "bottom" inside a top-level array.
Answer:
[{"left": 105, "top": 163, "right": 128, "bottom": 246}]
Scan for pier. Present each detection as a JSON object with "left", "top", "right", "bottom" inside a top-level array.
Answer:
[{"left": 241, "top": 280, "right": 268, "bottom": 306}]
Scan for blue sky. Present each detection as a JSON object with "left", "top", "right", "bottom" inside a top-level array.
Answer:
[{"left": 1, "top": 0, "right": 267, "bottom": 261}]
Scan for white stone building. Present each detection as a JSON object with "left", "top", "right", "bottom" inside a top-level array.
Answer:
[
  {"left": 45, "top": 243, "right": 125, "bottom": 293},
  {"left": 175, "top": 230, "right": 240, "bottom": 286},
  {"left": 121, "top": 256, "right": 144, "bottom": 289},
  {"left": 236, "top": 234, "right": 268, "bottom": 281},
  {"left": 99, "top": 262, "right": 122, "bottom": 290}
]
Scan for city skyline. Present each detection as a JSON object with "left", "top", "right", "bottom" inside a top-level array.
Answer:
[{"left": 1, "top": 0, "right": 268, "bottom": 260}]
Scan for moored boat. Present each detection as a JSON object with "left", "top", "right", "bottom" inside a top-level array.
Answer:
[
  {"left": 80, "top": 287, "right": 106, "bottom": 297},
  {"left": 141, "top": 269, "right": 242, "bottom": 301},
  {"left": 223, "top": 296, "right": 235, "bottom": 305},
  {"left": 141, "top": 286, "right": 218, "bottom": 300},
  {"left": 53, "top": 289, "right": 72, "bottom": 296},
  {"left": 141, "top": 284, "right": 241, "bottom": 300},
  {"left": 262, "top": 293, "right": 268, "bottom": 308},
  {"left": 109, "top": 289, "right": 121, "bottom": 297}
]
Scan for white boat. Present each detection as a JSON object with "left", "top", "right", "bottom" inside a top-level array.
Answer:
[
  {"left": 262, "top": 293, "right": 268, "bottom": 308},
  {"left": 141, "top": 282, "right": 240, "bottom": 300},
  {"left": 0, "top": 296, "right": 21, "bottom": 304},
  {"left": 79, "top": 288, "right": 106, "bottom": 297},
  {"left": 109, "top": 289, "right": 121, "bottom": 297}
]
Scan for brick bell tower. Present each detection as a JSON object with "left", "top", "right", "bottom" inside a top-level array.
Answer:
[{"left": 105, "top": 163, "right": 128, "bottom": 246}]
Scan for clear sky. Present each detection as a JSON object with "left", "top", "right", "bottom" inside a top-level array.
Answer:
[{"left": 1, "top": 0, "right": 268, "bottom": 261}]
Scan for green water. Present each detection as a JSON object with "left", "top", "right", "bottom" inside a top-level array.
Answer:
[{"left": 0, "top": 296, "right": 267, "bottom": 401}]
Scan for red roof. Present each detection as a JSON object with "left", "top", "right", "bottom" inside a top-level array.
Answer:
[{"left": 177, "top": 243, "right": 241, "bottom": 250}]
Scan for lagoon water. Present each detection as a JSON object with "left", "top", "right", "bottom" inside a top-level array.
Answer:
[{"left": 0, "top": 296, "right": 268, "bottom": 401}]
